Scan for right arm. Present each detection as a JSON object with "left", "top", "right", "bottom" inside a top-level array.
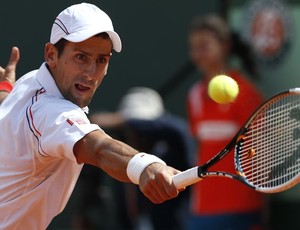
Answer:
[
  {"left": 74, "top": 130, "right": 138, "bottom": 182},
  {"left": 73, "top": 130, "right": 180, "bottom": 204}
]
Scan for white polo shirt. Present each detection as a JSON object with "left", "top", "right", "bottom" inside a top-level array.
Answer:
[{"left": 0, "top": 63, "right": 101, "bottom": 229}]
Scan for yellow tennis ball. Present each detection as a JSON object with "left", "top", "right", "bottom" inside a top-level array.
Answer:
[{"left": 208, "top": 75, "right": 239, "bottom": 104}]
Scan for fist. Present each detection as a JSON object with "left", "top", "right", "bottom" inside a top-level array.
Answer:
[{"left": 139, "top": 163, "right": 180, "bottom": 204}]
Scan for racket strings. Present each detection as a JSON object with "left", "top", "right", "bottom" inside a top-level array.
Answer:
[
  {"left": 246, "top": 99, "right": 299, "bottom": 132},
  {"left": 244, "top": 157, "right": 298, "bottom": 179},
  {"left": 237, "top": 94, "right": 300, "bottom": 189},
  {"left": 249, "top": 167, "right": 299, "bottom": 186},
  {"left": 240, "top": 121, "right": 300, "bottom": 164},
  {"left": 241, "top": 145, "right": 300, "bottom": 172},
  {"left": 241, "top": 123, "right": 298, "bottom": 159}
]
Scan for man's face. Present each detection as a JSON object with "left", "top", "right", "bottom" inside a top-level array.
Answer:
[{"left": 46, "top": 36, "right": 112, "bottom": 108}]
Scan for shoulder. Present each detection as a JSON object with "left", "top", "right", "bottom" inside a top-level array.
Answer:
[
  {"left": 0, "top": 69, "right": 41, "bottom": 111},
  {"left": 16, "top": 69, "right": 39, "bottom": 84},
  {"left": 31, "top": 95, "right": 88, "bottom": 125}
]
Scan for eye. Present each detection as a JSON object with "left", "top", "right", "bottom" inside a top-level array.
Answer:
[
  {"left": 75, "top": 53, "right": 87, "bottom": 61},
  {"left": 97, "top": 57, "right": 108, "bottom": 64}
]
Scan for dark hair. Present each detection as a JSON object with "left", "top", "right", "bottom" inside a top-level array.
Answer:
[
  {"left": 190, "top": 15, "right": 230, "bottom": 43},
  {"left": 53, "top": 38, "right": 68, "bottom": 57},
  {"left": 54, "top": 32, "right": 111, "bottom": 57},
  {"left": 190, "top": 15, "right": 259, "bottom": 79}
]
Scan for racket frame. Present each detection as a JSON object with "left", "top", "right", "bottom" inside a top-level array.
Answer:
[{"left": 173, "top": 88, "right": 300, "bottom": 193}]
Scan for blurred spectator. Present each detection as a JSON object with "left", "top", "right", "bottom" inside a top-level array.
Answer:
[
  {"left": 186, "top": 15, "right": 265, "bottom": 230},
  {"left": 91, "top": 87, "right": 195, "bottom": 230}
]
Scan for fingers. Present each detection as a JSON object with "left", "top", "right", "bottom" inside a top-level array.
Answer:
[
  {"left": 2, "top": 47, "right": 20, "bottom": 85},
  {"left": 151, "top": 172, "right": 178, "bottom": 204},
  {"left": 169, "top": 167, "right": 186, "bottom": 192},
  {"left": 0, "top": 66, "right": 5, "bottom": 81},
  {"left": 142, "top": 182, "right": 164, "bottom": 204},
  {"left": 160, "top": 167, "right": 179, "bottom": 198},
  {"left": 139, "top": 163, "right": 180, "bottom": 204},
  {"left": 7, "top": 47, "right": 20, "bottom": 68}
]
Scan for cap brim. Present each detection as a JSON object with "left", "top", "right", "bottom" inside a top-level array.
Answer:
[
  {"left": 106, "top": 31, "right": 122, "bottom": 53},
  {"left": 63, "top": 27, "right": 122, "bottom": 52}
]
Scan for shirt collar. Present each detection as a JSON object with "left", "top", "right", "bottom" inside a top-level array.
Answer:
[{"left": 36, "top": 63, "right": 90, "bottom": 113}]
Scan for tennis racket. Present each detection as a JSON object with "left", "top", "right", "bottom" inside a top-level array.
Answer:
[{"left": 173, "top": 88, "right": 300, "bottom": 193}]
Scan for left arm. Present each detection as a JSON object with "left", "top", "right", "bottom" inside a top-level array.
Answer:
[{"left": 0, "top": 47, "right": 19, "bottom": 104}]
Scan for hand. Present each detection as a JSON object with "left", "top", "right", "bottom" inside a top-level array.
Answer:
[
  {"left": 0, "top": 47, "right": 20, "bottom": 85},
  {"left": 139, "top": 163, "right": 181, "bottom": 204}
]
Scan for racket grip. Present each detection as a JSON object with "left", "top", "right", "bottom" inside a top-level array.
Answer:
[{"left": 172, "top": 167, "right": 202, "bottom": 189}]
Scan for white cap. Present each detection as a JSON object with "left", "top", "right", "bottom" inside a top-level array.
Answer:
[
  {"left": 50, "top": 3, "right": 122, "bottom": 52},
  {"left": 118, "top": 87, "right": 165, "bottom": 120}
]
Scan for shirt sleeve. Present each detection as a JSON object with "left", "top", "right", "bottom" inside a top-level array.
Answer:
[{"left": 28, "top": 98, "right": 102, "bottom": 162}]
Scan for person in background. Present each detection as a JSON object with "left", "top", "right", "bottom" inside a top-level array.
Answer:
[
  {"left": 0, "top": 47, "right": 19, "bottom": 104},
  {"left": 91, "top": 87, "right": 195, "bottom": 230},
  {"left": 186, "top": 15, "right": 264, "bottom": 230}
]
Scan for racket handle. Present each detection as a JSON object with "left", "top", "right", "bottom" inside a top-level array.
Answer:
[{"left": 172, "top": 167, "right": 202, "bottom": 189}]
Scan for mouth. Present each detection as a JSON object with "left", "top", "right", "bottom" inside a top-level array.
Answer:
[{"left": 75, "top": 83, "right": 91, "bottom": 92}]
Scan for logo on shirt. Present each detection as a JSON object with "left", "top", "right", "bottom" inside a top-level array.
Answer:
[
  {"left": 66, "top": 118, "right": 74, "bottom": 126},
  {"left": 66, "top": 118, "right": 88, "bottom": 126}
]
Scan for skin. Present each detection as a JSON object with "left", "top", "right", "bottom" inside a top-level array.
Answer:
[
  {"left": 0, "top": 47, "right": 19, "bottom": 104},
  {"left": 189, "top": 29, "right": 229, "bottom": 82},
  {"left": 45, "top": 36, "right": 180, "bottom": 204},
  {"left": 45, "top": 37, "right": 111, "bottom": 108}
]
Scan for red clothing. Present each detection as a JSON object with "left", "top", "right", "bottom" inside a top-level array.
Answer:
[{"left": 187, "top": 70, "right": 263, "bottom": 215}]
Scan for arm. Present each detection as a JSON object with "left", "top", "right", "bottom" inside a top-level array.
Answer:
[
  {"left": 0, "top": 47, "right": 20, "bottom": 104},
  {"left": 73, "top": 130, "right": 180, "bottom": 204}
]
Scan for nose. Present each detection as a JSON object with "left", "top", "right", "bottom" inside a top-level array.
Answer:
[{"left": 83, "top": 62, "right": 97, "bottom": 79}]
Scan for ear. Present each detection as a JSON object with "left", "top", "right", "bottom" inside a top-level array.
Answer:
[
  {"left": 104, "top": 64, "right": 109, "bottom": 76},
  {"left": 44, "top": 43, "right": 58, "bottom": 68},
  {"left": 103, "top": 53, "right": 112, "bottom": 76}
]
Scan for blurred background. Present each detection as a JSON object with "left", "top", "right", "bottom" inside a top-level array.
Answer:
[{"left": 1, "top": 0, "right": 300, "bottom": 229}]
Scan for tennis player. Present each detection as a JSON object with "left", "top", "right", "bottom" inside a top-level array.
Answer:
[
  {"left": 0, "top": 47, "right": 19, "bottom": 104},
  {"left": 0, "top": 3, "right": 180, "bottom": 229}
]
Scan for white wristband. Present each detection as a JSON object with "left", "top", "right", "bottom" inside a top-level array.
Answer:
[{"left": 126, "top": 152, "right": 166, "bottom": 184}]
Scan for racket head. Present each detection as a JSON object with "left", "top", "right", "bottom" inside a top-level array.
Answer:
[{"left": 235, "top": 88, "right": 300, "bottom": 193}]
